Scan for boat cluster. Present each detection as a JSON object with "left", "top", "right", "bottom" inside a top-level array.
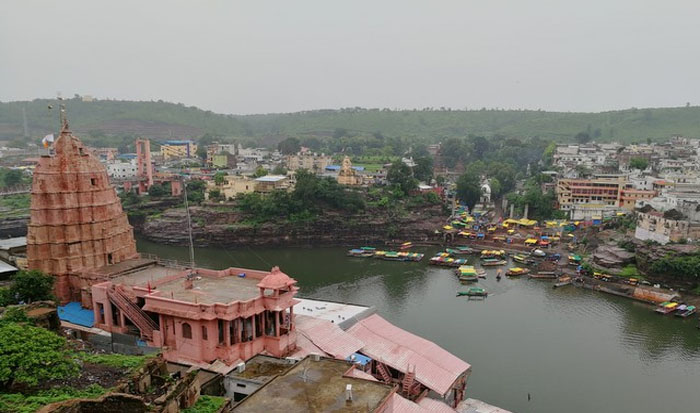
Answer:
[
  {"left": 654, "top": 302, "right": 696, "bottom": 317},
  {"left": 347, "top": 246, "right": 425, "bottom": 262}
]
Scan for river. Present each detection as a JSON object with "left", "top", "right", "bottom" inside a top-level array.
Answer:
[{"left": 136, "top": 238, "right": 700, "bottom": 413}]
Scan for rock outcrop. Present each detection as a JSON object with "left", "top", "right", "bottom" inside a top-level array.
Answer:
[{"left": 140, "top": 205, "right": 447, "bottom": 247}]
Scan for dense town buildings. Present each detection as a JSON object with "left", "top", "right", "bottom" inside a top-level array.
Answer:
[{"left": 285, "top": 151, "right": 332, "bottom": 172}]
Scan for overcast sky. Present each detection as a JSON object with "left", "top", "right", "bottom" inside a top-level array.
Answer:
[{"left": 1, "top": 1, "right": 698, "bottom": 114}]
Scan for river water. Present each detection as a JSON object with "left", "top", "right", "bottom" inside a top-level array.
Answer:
[{"left": 136, "top": 238, "right": 700, "bottom": 413}]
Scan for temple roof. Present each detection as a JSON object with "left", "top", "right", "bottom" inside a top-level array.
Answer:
[{"left": 257, "top": 266, "right": 296, "bottom": 290}]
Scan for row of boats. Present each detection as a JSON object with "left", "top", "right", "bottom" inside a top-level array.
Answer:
[
  {"left": 654, "top": 302, "right": 697, "bottom": 317},
  {"left": 347, "top": 247, "right": 425, "bottom": 262}
]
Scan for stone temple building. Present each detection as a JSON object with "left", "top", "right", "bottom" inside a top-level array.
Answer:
[{"left": 27, "top": 122, "right": 138, "bottom": 305}]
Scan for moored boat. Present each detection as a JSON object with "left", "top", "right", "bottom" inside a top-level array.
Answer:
[
  {"left": 512, "top": 254, "right": 537, "bottom": 266},
  {"left": 457, "top": 265, "right": 479, "bottom": 282},
  {"left": 347, "top": 247, "right": 375, "bottom": 257},
  {"left": 481, "top": 259, "right": 507, "bottom": 267},
  {"left": 529, "top": 272, "right": 558, "bottom": 279},
  {"left": 553, "top": 275, "right": 572, "bottom": 288},
  {"left": 457, "top": 287, "right": 488, "bottom": 297},
  {"left": 654, "top": 301, "right": 679, "bottom": 314},
  {"left": 429, "top": 254, "right": 468, "bottom": 267},
  {"left": 506, "top": 267, "right": 530, "bottom": 276},
  {"left": 375, "top": 250, "right": 424, "bottom": 262},
  {"left": 675, "top": 305, "right": 696, "bottom": 318},
  {"left": 480, "top": 249, "right": 506, "bottom": 259}
]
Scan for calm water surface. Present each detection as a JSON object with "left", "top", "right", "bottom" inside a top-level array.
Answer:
[{"left": 137, "top": 238, "right": 700, "bottom": 413}]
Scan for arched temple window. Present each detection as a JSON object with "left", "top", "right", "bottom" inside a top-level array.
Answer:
[{"left": 182, "top": 322, "right": 192, "bottom": 339}]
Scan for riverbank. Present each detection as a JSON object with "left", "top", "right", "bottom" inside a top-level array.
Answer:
[{"left": 136, "top": 204, "right": 448, "bottom": 247}]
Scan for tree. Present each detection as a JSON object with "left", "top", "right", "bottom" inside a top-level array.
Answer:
[
  {"left": 489, "top": 177, "right": 502, "bottom": 197},
  {"left": 277, "top": 137, "right": 301, "bottom": 155},
  {"left": 272, "top": 165, "right": 288, "bottom": 175},
  {"left": 0, "top": 322, "right": 78, "bottom": 388},
  {"left": 2, "top": 169, "right": 23, "bottom": 188},
  {"left": 456, "top": 172, "right": 481, "bottom": 211},
  {"left": 186, "top": 180, "right": 206, "bottom": 204},
  {"left": 9, "top": 270, "right": 54, "bottom": 304},
  {"left": 333, "top": 128, "right": 348, "bottom": 139},
  {"left": 147, "top": 182, "right": 170, "bottom": 197},
  {"left": 387, "top": 160, "right": 417, "bottom": 194},
  {"left": 412, "top": 156, "right": 433, "bottom": 182},
  {"left": 574, "top": 132, "right": 591, "bottom": 144},
  {"left": 629, "top": 157, "right": 649, "bottom": 170},
  {"left": 253, "top": 166, "right": 268, "bottom": 178},
  {"left": 208, "top": 188, "right": 223, "bottom": 202},
  {"left": 214, "top": 171, "right": 227, "bottom": 185}
]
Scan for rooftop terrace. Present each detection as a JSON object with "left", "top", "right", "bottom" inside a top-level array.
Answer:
[
  {"left": 233, "top": 357, "right": 393, "bottom": 413},
  {"left": 154, "top": 273, "right": 262, "bottom": 304}
]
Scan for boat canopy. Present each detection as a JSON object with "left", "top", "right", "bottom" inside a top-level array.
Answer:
[{"left": 525, "top": 238, "right": 538, "bottom": 244}]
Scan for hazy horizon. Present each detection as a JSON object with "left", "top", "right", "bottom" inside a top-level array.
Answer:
[{"left": 2, "top": 1, "right": 699, "bottom": 115}]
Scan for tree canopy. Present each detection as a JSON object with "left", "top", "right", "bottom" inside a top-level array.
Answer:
[
  {"left": 387, "top": 161, "right": 417, "bottom": 195},
  {"left": 456, "top": 172, "right": 481, "bottom": 211},
  {"left": 0, "top": 323, "right": 78, "bottom": 388},
  {"left": 629, "top": 157, "right": 649, "bottom": 170}
]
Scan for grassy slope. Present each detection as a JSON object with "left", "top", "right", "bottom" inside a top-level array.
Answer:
[{"left": 2, "top": 99, "right": 700, "bottom": 143}]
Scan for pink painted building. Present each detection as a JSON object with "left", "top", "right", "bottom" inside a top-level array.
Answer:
[{"left": 91, "top": 262, "right": 299, "bottom": 364}]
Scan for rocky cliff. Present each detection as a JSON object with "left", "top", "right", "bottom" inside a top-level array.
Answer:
[{"left": 138, "top": 205, "right": 447, "bottom": 247}]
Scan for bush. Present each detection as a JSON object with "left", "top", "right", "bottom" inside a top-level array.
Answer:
[
  {"left": 0, "top": 384, "right": 106, "bottom": 413},
  {"left": 0, "top": 307, "right": 31, "bottom": 324},
  {"left": 0, "top": 323, "right": 78, "bottom": 388},
  {"left": 182, "top": 395, "right": 226, "bottom": 413}
]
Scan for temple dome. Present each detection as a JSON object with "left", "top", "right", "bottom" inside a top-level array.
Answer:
[{"left": 257, "top": 266, "right": 296, "bottom": 290}]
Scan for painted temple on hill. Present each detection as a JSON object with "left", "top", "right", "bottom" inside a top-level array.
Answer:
[{"left": 26, "top": 121, "right": 514, "bottom": 411}]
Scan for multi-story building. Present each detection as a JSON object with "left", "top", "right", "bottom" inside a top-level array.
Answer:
[
  {"left": 635, "top": 207, "right": 700, "bottom": 244},
  {"left": 205, "top": 175, "right": 257, "bottom": 200},
  {"left": 285, "top": 152, "right": 332, "bottom": 172},
  {"left": 255, "top": 175, "right": 291, "bottom": 193},
  {"left": 556, "top": 176, "right": 655, "bottom": 217},
  {"left": 161, "top": 140, "right": 198, "bottom": 160},
  {"left": 105, "top": 161, "right": 138, "bottom": 180}
]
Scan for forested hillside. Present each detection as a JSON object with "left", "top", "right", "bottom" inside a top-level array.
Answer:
[{"left": 2, "top": 97, "right": 700, "bottom": 145}]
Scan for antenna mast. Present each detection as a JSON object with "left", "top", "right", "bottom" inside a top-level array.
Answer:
[{"left": 182, "top": 178, "right": 196, "bottom": 269}]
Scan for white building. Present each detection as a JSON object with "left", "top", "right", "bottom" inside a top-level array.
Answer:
[{"left": 105, "top": 161, "right": 138, "bottom": 179}]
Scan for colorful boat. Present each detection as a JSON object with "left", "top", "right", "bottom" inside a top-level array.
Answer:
[
  {"left": 399, "top": 242, "right": 413, "bottom": 250},
  {"left": 375, "top": 250, "right": 424, "bottom": 262},
  {"left": 654, "top": 302, "right": 679, "bottom": 314},
  {"left": 457, "top": 287, "right": 488, "bottom": 297},
  {"left": 446, "top": 247, "right": 475, "bottom": 256},
  {"left": 457, "top": 265, "right": 478, "bottom": 282},
  {"left": 429, "top": 255, "right": 468, "bottom": 267},
  {"left": 512, "top": 254, "right": 537, "bottom": 266},
  {"left": 568, "top": 254, "right": 582, "bottom": 266},
  {"left": 506, "top": 267, "right": 530, "bottom": 276},
  {"left": 480, "top": 249, "right": 506, "bottom": 259},
  {"left": 347, "top": 247, "right": 375, "bottom": 257},
  {"left": 529, "top": 272, "right": 558, "bottom": 279},
  {"left": 481, "top": 259, "right": 506, "bottom": 267},
  {"left": 675, "top": 305, "right": 696, "bottom": 318}
]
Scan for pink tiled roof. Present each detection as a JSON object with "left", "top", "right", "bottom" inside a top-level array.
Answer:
[
  {"left": 347, "top": 314, "right": 471, "bottom": 396},
  {"left": 256, "top": 266, "right": 296, "bottom": 289},
  {"left": 295, "top": 315, "right": 364, "bottom": 359}
]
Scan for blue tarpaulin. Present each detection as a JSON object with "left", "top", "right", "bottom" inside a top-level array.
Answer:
[
  {"left": 57, "top": 302, "right": 95, "bottom": 328},
  {"left": 346, "top": 353, "right": 371, "bottom": 366}
]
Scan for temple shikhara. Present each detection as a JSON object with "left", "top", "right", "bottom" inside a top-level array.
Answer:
[
  {"left": 29, "top": 120, "right": 487, "bottom": 411},
  {"left": 27, "top": 121, "right": 138, "bottom": 304}
]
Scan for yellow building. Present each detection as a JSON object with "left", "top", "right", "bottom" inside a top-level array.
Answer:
[
  {"left": 336, "top": 156, "right": 363, "bottom": 186},
  {"left": 160, "top": 140, "right": 198, "bottom": 160},
  {"left": 205, "top": 175, "right": 256, "bottom": 200},
  {"left": 285, "top": 152, "right": 332, "bottom": 172}
]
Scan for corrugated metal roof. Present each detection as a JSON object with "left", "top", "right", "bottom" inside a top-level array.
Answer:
[
  {"left": 255, "top": 175, "right": 287, "bottom": 182},
  {"left": 345, "top": 368, "right": 378, "bottom": 382},
  {"left": 347, "top": 314, "right": 470, "bottom": 396},
  {"left": 295, "top": 315, "right": 364, "bottom": 359},
  {"left": 418, "top": 398, "right": 458, "bottom": 413},
  {"left": 455, "top": 398, "right": 512, "bottom": 413},
  {"left": 0, "top": 237, "right": 26, "bottom": 250},
  {"left": 383, "top": 393, "right": 428, "bottom": 413},
  {"left": 0, "top": 260, "right": 17, "bottom": 275}
]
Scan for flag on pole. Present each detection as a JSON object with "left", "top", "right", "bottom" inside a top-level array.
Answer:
[{"left": 42, "top": 134, "right": 54, "bottom": 148}]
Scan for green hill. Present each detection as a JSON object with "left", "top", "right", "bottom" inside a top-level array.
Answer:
[{"left": 2, "top": 98, "right": 700, "bottom": 144}]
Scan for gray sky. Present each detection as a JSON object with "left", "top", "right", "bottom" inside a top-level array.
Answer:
[{"left": 1, "top": 0, "right": 698, "bottom": 114}]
